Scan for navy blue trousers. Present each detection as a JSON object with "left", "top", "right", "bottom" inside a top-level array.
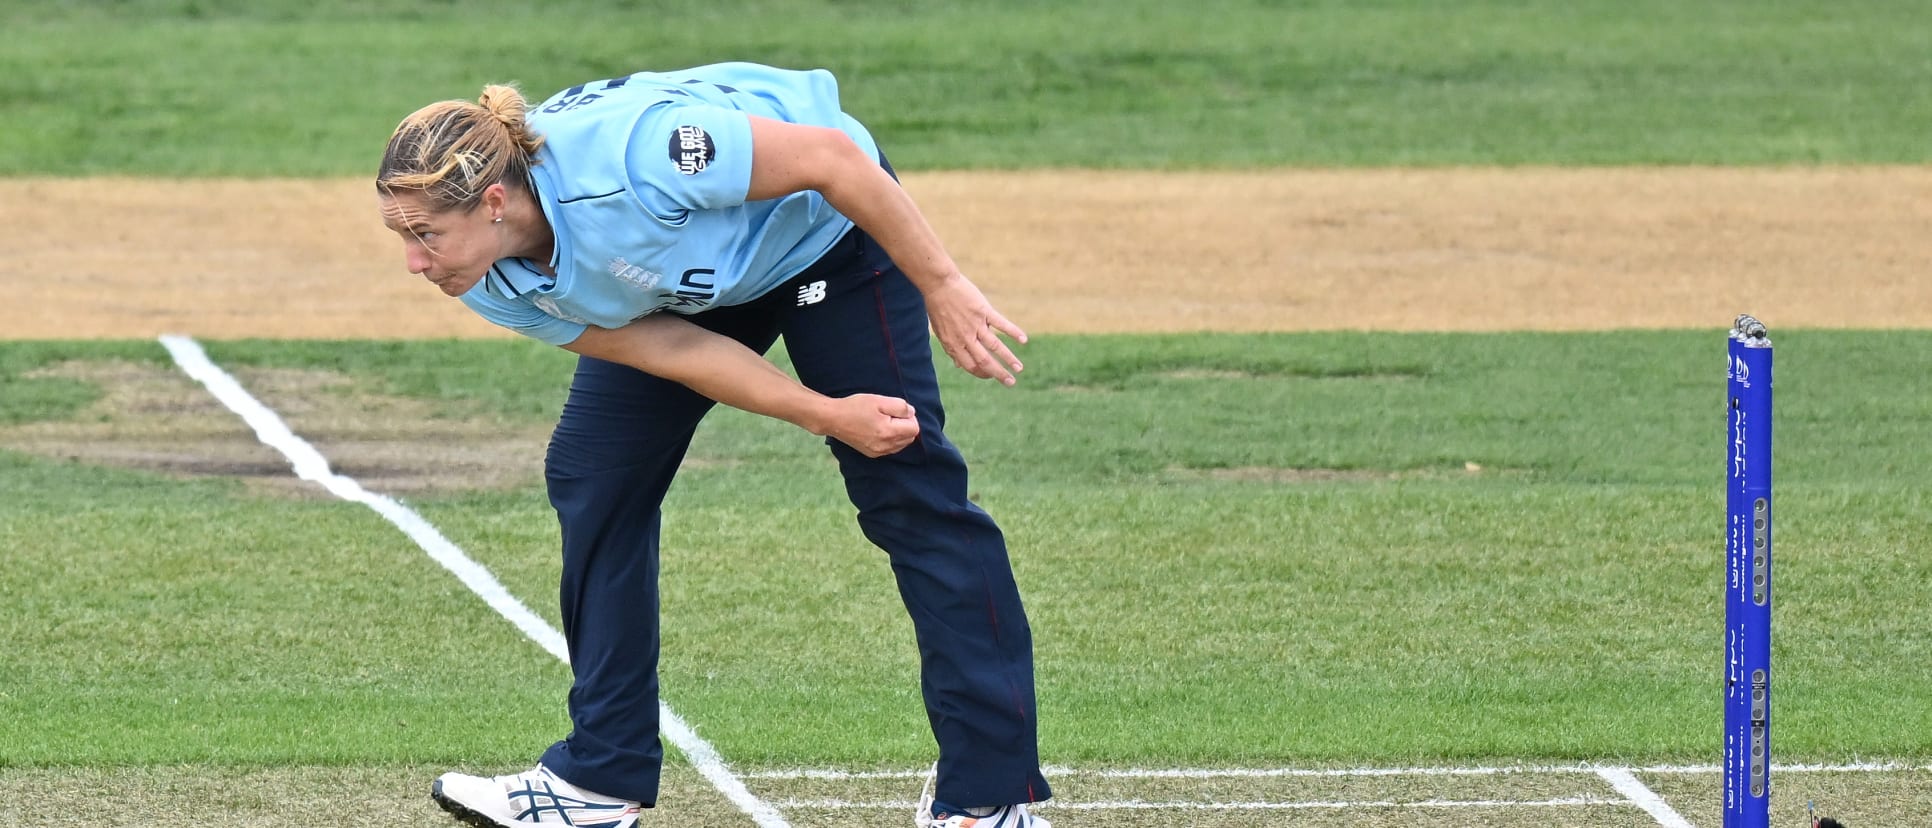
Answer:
[{"left": 535, "top": 221, "right": 1050, "bottom": 809}]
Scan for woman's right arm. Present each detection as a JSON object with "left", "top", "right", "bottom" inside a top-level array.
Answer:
[{"left": 561, "top": 314, "right": 920, "bottom": 458}]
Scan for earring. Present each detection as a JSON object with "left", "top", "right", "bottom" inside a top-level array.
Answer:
[{"left": 493, "top": 216, "right": 503, "bottom": 224}]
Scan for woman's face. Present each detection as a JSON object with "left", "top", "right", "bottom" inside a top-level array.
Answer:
[{"left": 377, "top": 190, "right": 496, "bottom": 297}]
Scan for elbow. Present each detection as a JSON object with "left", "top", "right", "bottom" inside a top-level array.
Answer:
[
  {"left": 801, "top": 128, "right": 873, "bottom": 190},
  {"left": 811, "top": 125, "right": 867, "bottom": 159},
  {"left": 747, "top": 117, "right": 878, "bottom": 201}
]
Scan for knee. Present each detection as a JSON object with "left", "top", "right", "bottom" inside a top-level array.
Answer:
[
  {"left": 546, "top": 425, "right": 684, "bottom": 481},
  {"left": 544, "top": 440, "right": 613, "bottom": 484},
  {"left": 544, "top": 433, "right": 604, "bottom": 482}
]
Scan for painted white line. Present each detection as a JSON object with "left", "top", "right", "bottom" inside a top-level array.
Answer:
[
  {"left": 1642, "top": 762, "right": 1931, "bottom": 774},
  {"left": 745, "top": 764, "right": 1562, "bottom": 780},
  {"left": 745, "top": 764, "right": 927, "bottom": 775},
  {"left": 777, "top": 797, "right": 1628, "bottom": 811},
  {"left": 160, "top": 335, "right": 788, "bottom": 828},
  {"left": 1053, "top": 796, "right": 1627, "bottom": 811},
  {"left": 1059, "top": 764, "right": 1556, "bottom": 778},
  {"left": 1597, "top": 768, "right": 1695, "bottom": 828},
  {"left": 749, "top": 769, "right": 932, "bottom": 780},
  {"left": 160, "top": 335, "right": 567, "bottom": 660},
  {"left": 745, "top": 760, "right": 1932, "bottom": 780}
]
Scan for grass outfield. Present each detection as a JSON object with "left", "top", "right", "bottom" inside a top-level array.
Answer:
[
  {"left": 6, "top": 1, "right": 1932, "bottom": 823},
  {"left": 2, "top": 332, "right": 1928, "bottom": 775},
  {"left": 5, "top": 0, "right": 1932, "bottom": 173}
]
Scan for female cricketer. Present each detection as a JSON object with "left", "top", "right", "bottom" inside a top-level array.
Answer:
[{"left": 375, "top": 62, "right": 1052, "bottom": 828}]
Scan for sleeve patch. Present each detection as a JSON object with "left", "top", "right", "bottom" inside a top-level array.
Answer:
[{"left": 670, "top": 125, "right": 716, "bottom": 175}]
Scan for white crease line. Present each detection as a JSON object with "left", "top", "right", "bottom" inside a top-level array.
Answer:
[
  {"left": 777, "top": 797, "right": 1628, "bottom": 811},
  {"left": 1065, "top": 765, "right": 1561, "bottom": 778},
  {"left": 745, "top": 761, "right": 1932, "bottom": 780},
  {"left": 1642, "top": 762, "right": 1930, "bottom": 774},
  {"left": 1596, "top": 768, "right": 1695, "bottom": 828},
  {"left": 751, "top": 769, "right": 933, "bottom": 780},
  {"left": 746, "top": 765, "right": 1555, "bottom": 780},
  {"left": 160, "top": 335, "right": 788, "bottom": 828}
]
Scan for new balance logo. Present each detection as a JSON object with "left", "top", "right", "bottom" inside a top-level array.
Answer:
[{"left": 796, "top": 280, "right": 827, "bottom": 306}]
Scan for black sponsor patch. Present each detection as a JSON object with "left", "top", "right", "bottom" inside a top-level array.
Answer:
[{"left": 669, "top": 125, "right": 715, "bottom": 175}]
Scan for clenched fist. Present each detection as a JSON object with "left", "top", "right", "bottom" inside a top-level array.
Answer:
[{"left": 823, "top": 393, "right": 921, "bottom": 457}]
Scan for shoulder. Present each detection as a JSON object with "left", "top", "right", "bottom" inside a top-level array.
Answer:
[
  {"left": 459, "top": 272, "right": 589, "bottom": 346},
  {"left": 624, "top": 103, "right": 755, "bottom": 210},
  {"left": 460, "top": 267, "right": 537, "bottom": 316}
]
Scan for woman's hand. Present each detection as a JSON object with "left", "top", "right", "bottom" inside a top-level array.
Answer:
[
  {"left": 924, "top": 273, "right": 1028, "bottom": 386},
  {"left": 820, "top": 393, "right": 921, "bottom": 457},
  {"left": 737, "top": 117, "right": 1028, "bottom": 385}
]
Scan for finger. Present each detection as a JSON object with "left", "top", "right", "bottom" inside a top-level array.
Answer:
[
  {"left": 881, "top": 419, "right": 919, "bottom": 455},
  {"left": 943, "top": 332, "right": 994, "bottom": 380},
  {"left": 879, "top": 397, "right": 916, "bottom": 419},
  {"left": 947, "top": 315, "right": 1017, "bottom": 382},
  {"left": 987, "top": 310, "right": 1028, "bottom": 346},
  {"left": 966, "top": 338, "right": 1015, "bottom": 385},
  {"left": 941, "top": 340, "right": 975, "bottom": 375},
  {"left": 978, "top": 326, "right": 1022, "bottom": 376},
  {"left": 959, "top": 325, "right": 1017, "bottom": 382}
]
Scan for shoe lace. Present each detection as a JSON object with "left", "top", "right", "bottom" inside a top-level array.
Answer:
[
  {"left": 504, "top": 767, "right": 636, "bottom": 822},
  {"left": 913, "top": 762, "right": 938, "bottom": 828}
]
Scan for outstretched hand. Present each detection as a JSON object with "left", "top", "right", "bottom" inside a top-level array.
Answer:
[
  {"left": 923, "top": 274, "right": 1028, "bottom": 386},
  {"left": 823, "top": 393, "right": 921, "bottom": 457}
]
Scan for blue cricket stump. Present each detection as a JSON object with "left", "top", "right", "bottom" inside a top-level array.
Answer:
[{"left": 1725, "top": 314, "right": 1773, "bottom": 827}]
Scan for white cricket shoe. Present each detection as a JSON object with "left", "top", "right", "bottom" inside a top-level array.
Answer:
[
  {"left": 913, "top": 764, "right": 1052, "bottom": 828},
  {"left": 431, "top": 765, "right": 641, "bottom": 828}
]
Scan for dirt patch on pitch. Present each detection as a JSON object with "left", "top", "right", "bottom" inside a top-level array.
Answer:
[
  {"left": 0, "top": 360, "right": 551, "bottom": 497},
  {"left": 4, "top": 169, "right": 1926, "bottom": 496},
  {"left": 1164, "top": 461, "right": 1502, "bottom": 484},
  {"left": 4, "top": 169, "right": 1932, "bottom": 340}
]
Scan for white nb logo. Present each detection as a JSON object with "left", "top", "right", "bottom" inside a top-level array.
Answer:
[{"left": 796, "top": 280, "right": 827, "bottom": 306}]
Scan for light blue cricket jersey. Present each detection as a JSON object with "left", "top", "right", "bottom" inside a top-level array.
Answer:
[{"left": 459, "top": 62, "right": 881, "bottom": 346}]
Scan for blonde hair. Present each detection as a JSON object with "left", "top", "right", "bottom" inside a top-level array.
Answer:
[{"left": 376, "top": 84, "right": 546, "bottom": 212}]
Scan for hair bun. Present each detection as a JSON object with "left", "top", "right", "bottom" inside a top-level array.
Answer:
[
  {"left": 377, "top": 83, "right": 545, "bottom": 211},
  {"left": 478, "top": 84, "right": 528, "bottom": 128}
]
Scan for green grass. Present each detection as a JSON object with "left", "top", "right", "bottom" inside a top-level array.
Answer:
[
  {"left": 0, "top": 341, "right": 163, "bottom": 424},
  {"left": 5, "top": 0, "right": 1932, "bottom": 173},
  {"left": 0, "top": 452, "right": 571, "bottom": 766},
  {"left": 3, "top": 331, "right": 1928, "bottom": 769},
  {"left": 5, "top": 1, "right": 1931, "bottom": 814}
]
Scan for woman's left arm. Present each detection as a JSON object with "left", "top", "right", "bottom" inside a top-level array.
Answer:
[{"left": 743, "top": 116, "right": 1028, "bottom": 386}]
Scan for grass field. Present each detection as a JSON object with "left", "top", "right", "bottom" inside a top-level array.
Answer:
[
  {"left": 3, "top": 333, "right": 1929, "bottom": 825},
  {"left": 5, "top": 0, "right": 1932, "bottom": 173},
  {"left": 5, "top": 1, "right": 1932, "bottom": 826}
]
